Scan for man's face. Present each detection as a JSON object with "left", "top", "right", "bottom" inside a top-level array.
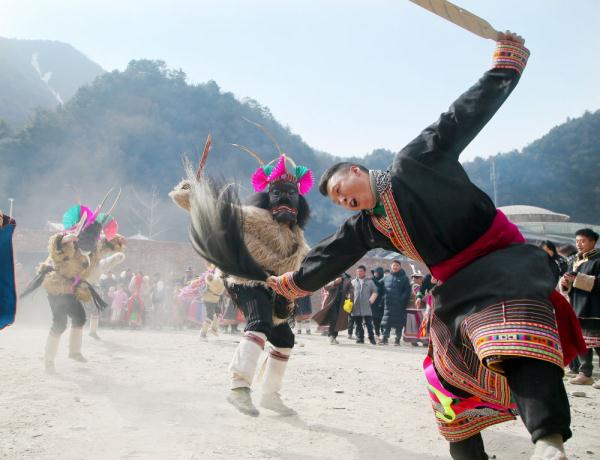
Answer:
[
  {"left": 327, "top": 167, "right": 375, "bottom": 211},
  {"left": 269, "top": 181, "right": 300, "bottom": 224},
  {"left": 412, "top": 276, "right": 423, "bottom": 286},
  {"left": 356, "top": 268, "right": 366, "bottom": 279},
  {"left": 391, "top": 262, "right": 401, "bottom": 273},
  {"left": 576, "top": 235, "right": 596, "bottom": 254}
]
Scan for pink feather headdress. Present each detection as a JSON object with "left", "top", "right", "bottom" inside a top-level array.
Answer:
[{"left": 231, "top": 118, "right": 314, "bottom": 196}]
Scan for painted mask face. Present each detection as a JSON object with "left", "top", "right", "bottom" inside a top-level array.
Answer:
[
  {"left": 269, "top": 181, "right": 299, "bottom": 224},
  {"left": 77, "top": 221, "right": 102, "bottom": 252}
]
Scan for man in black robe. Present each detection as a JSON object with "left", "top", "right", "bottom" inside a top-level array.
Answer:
[
  {"left": 268, "top": 32, "right": 583, "bottom": 460},
  {"left": 561, "top": 228, "right": 600, "bottom": 388}
]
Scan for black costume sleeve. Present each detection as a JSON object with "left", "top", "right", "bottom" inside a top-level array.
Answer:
[
  {"left": 397, "top": 66, "right": 522, "bottom": 165},
  {"left": 293, "top": 212, "right": 381, "bottom": 292}
]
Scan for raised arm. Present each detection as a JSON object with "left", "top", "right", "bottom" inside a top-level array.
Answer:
[
  {"left": 397, "top": 32, "right": 529, "bottom": 164},
  {"left": 267, "top": 212, "right": 381, "bottom": 299}
]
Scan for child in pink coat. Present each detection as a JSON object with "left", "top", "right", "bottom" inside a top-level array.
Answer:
[{"left": 109, "top": 283, "right": 128, "bottom": 326}]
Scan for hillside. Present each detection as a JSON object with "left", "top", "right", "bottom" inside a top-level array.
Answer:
[
  {"left": 2, "top": 57, "right": 598, "bottom": 247},
  {"left": 1, "top": 59, "right": 384, "bottom": 243},
  {"left": 0, "top": 37, "right": 104, "bottom": 126},
  {"left": 463, "top": 110, "right": 600, "bottom": 225}
]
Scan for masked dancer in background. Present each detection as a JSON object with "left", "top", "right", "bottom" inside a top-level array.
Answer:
[
  {"left": 170, "top": 128, "right": 312, "bottom": 417},
  {"left": 22, "top": 195, "right": 125, "bottom": 373}
]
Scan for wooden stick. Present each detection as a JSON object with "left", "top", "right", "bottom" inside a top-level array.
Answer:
[{"left": 409, "top": 0, "right": 500, "bottom": 40}]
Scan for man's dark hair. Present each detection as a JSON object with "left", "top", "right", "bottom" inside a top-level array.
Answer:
[
  {"left": 357, "top": 265, "right": 366, "bottom": 271},
  {"left": 318, "top": 162, "right": 368, "bottom": 196},
  {"left": 575, "top": 228, "right": 599, "bottom": 242},
  {"left": 538, "top": 240, "right": 557, "bottom": 256}
]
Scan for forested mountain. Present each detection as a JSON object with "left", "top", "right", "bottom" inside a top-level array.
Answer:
[
  {"left": 0, "top": 37, "right": 104, "bottom": 126},
  {"left": 463, "top": 110, "right": 600, "bottom": 225},
  {"left": 0, "top": 60, "right": 388, "bottom": 243},
  {"left": 2, "top": 58, "right": 598, "bottom": 247}
]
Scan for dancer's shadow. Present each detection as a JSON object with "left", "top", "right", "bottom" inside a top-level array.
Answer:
[
  {"left": 96, "top": 338, "right": 144, "bottom": 355},
  {"left": 274, "top": 414, "right": 445, "bottom": 460}
]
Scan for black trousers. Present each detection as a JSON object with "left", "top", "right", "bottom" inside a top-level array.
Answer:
[
  {"left": 48, "top": 294, "right": 86, "bottom": 334},
  {"left": 578, "top": 348, "right": 600, "bottom": 377},
  {"left": 236, "top": 285, "right": 295, "bottom": 349},
  {"left": 354, "top": 316, "right": 375, "bottom": 341},
  {"left": 569, "top": 356, "right": 581, "bottom": 373},
  {"left": 449, "top": 358, "right": 571, "bottom": 460},
  {"left": 382, "top": 324, "right": 403, "bottom": 341},
  {"left": 205, "top": 301, "right": 220, "bottom": 319},
  {"left": 373, "top": 316, "right": 383, "bottom": 336},
  {"left": 327, "top": 304, "right": 340, "bottom": 338},
  {"left": 347, "top": 315, "right": 355, "bottom": 336}
]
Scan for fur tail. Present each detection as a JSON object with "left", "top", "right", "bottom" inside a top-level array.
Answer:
[
  {"left": 188, "top": 170, "right": 268, "bottom": 282},
  {"left": 20, "top": 264, "right": 53, "bottom": 299}
]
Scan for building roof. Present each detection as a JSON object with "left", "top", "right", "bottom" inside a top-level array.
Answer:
[{"left": 499, "top": 205, "right": 570, "bottom": 223}]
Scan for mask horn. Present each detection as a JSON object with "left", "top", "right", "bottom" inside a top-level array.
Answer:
[
  {"left": 95, "top": 187, "right": 122, "bottom": 218},
  {"left": 73, "top": 213, "right": 88, "bottom": 238},
  {"left": 231, "top": 144, "right": 266, "bottom": 165},
  {"left": 105, "top": 188, "right": 122, "bottom": 216},
  {"left": 241, "top": 117, "right": 283, "bottom": 157}
]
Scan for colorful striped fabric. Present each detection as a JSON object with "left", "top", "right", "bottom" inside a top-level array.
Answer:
[
  {"left": 492, "top": 40, "right": 530, "bottom": 75},
  {"left": 427, "top": 298, "right": 564, "bottom": 442},
  {"left": 372, "top": 188, "right": 424, "bottom": 263},
  {"left": 272, "top": 271, "right": 312, "bottom": 301}
]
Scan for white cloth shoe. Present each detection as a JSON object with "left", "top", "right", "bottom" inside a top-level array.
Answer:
[
  {"left": 68, "top": 328, "right": 87, "bottom": 362},
  {"left": 89, "top": 315, "right": 101, "bottom": 340},
  {"left": 229, "top": 331, "right": 266, "bottom": 389},
  {"left": 259, "top": 346, "right": 295, "bottom": 415},
  {"left": 531, "top": 434, "right": 568, "bottom": 460},
  {"left": 227, "top": 387, "right": 259, "bottom": 417},
  {"left": 259, "top": 392, "right": 296, "bottom": 416},
  {"left": 44, "top": 332, "right": 61, "bottom": 374}
]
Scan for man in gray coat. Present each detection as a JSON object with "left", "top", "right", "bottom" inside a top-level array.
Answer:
[{"left": 350, "top": 265, "right": 378, "bottom": 344}]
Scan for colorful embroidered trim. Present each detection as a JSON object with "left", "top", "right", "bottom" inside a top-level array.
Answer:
[
  {"left": 424, "top": 356, "right": 517, "bottom": 442},
  {"left": 464, "top": 300, "right": 564, "bottom": 373},
  {"left": 429, "top": 298, "right": 563, "bottom": 413},
  {"left": 378, "top": 188, "right": 423, "bottom": 262},
  {"left": 245, "top": 332, "right": 266, "bottom": 349},
  {"left": 583, "top": 334, "right": 600, "bottom": 349},
  {"left": 269, "top": 349, "right": 290, "bottom": 362},
  {"left": 271, "top": 272, "right": 312, "bottom": 300},
  {"left": 492, "top": 40, "right": 530, "bottom": 75}
]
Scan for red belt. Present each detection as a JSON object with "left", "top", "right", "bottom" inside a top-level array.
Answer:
[{"left": 430, "top": 210, "right": 586, "bottom": 365}]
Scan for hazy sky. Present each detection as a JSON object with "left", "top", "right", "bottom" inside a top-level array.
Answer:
[{"left": 3, "top": 0, "right": 599, "bottom": 161}]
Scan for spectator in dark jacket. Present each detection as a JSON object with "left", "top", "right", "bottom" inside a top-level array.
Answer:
[
  {"left": 370, "top": 266, "right": 386, "bottom": 341},
  {"left": 381, "top": 260, "right": 411, "bottom": 345}
]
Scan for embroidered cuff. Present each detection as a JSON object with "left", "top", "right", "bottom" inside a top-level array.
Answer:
[
  {"left": 271, "top": 272, "right": 312, "bottom": 300},
  {"left": 492, "top": 40, "right": 530, "bottom": 74},
  {"left": 573, "top": 273, "right": 595, "bottom": 292}
]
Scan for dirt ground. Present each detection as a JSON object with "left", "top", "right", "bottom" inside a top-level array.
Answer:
[{"left": 1, "top": 314, "right": 600, "bottom": 460}]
